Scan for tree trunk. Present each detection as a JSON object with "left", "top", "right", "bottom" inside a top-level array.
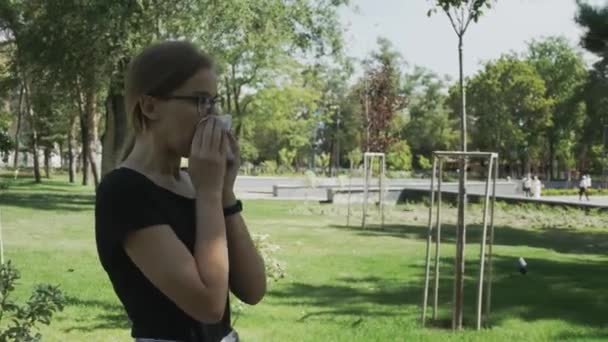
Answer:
[
  {"left": 43, "top": 147, "right": 51, "bottom": 178},
  {"left": 75, "top": 80, "right": 92, "bottom": 186},
  {"left": 548, "top": 139, "right": 555, "bottom": 181},
  {"left": 79, "top": 110, "right": 90, "bottom": 185},
  {"left": 68, "top": 114, "right": 77, "bottom": 183},
  {"left": 31, "top": 134, "right": 41, "bottom": 183},
  {"left": 453, "top": 33, "right": 467, "bottom": 331},
  {"left": 328, "top": 140, "right": 335, "bottom": 177},
  {"left": 224, "top": 75, "right": 232, "bottom": 113},
  {"left": 231, "top": 64, "right": 244, "bottom": 138},
  {"left": 101, "top": 93, "right": 130, "bottom": 178},
  {"left": 58, "top": 142, "right": 64, "bottom": 170},
  {"left": 85, "top": 86, "right": 100, "bottom": 187},
  {"left": 12, "top": 85, "right": 24, "bottom": 169},
  {"left": 22, "top": 79, "right": 41, "bottom": 183}
]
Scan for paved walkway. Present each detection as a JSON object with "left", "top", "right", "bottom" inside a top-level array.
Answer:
[{"left": 233, "top": 176, "right": 608, "bottom": 208}]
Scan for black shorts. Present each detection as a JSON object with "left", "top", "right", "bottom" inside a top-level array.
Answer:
[{"left": 579, "top": 187, "right": 587, "bottom": 195}]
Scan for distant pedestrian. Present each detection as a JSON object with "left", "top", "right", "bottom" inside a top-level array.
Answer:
[
  {"left": 532, "top": 176, "right": 542, "bottom": 199},
  {"left": 522, "top": 174, "right": 532, "bottom": 198},
  {"left": 579, "top": 175, "right": 590, "bottom": 201}
]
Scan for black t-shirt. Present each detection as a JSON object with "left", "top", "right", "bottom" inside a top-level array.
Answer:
[{"left": 95, "top": 167, "right": 231, "bottom": 341}]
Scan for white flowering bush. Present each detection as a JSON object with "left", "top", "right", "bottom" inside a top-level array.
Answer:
[{"left": 231, "top": 233, "right": 285, "bottom": 324}]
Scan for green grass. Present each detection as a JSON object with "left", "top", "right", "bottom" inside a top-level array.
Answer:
[
  {"left": 542, "top": 188, "right": 606, "bottom": 196},
  {"left": 0, "top": 173, "right": 607, "bottom": 341}
]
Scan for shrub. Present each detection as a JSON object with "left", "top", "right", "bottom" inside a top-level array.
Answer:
[
  {"left": 0, "top": 261, "right": 65, "bottom": 342},
  {"left": 387, "top": 141, "right": 412, "bottom": 171}
]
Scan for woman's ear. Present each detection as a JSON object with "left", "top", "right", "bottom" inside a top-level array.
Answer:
[{"left": 139, "top": 95, "right": 161, "bottom": 121}]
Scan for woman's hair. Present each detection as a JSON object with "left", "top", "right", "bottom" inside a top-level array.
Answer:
[
  {"left": 125, "top": 40, "right": 214, "bottom": 133},
  {"left": 120, "top": 41, "right": 213, "bottom": 161}
]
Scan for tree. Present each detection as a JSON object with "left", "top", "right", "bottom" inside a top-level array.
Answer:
[
  {"left": 403, "top": 66, "right": 458, "bottom": 161},
  {"left": 309, "top": 57, "right": 356, "bottom": 174},
  {"left": 242, "top": 64, "right": 321, "bottom": 167},
  {"left": 525, "top": 36, "right": 587, "bottom": 180},
  {"left": 579, "top": 66, "right": 608, "bottom": 175},
  {"left": 195, "top": 0, "right": 349, "bottom": 138},
  {"left": 576, "top": 1, "right": 608, "bottom": 183},
  {"left": 464, "top": 55, "right": 552, "bottom": 176},
  {"left": 360, "top": 38, "right": 407, "bottom": 154},
  {"left": 427, "top": 0, "right": 495, "bottom": 329},
  {"left": 576, "top": 0, "right": 608, "bottom": 72}
]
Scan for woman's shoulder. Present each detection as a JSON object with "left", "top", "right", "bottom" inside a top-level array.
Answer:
[{"left": 97, "top": 167, "right": 151, "bottom": 199}]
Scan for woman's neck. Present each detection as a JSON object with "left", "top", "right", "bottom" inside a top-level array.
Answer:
[{"left": 122, "top": 133, "right": 181, "bottom": 180}]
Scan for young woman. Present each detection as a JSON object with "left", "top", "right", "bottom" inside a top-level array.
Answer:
[{"left": 95, "top": 41, "right": 266, "bottom": 342}]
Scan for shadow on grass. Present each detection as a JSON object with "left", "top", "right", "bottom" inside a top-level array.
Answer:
[
  {"left": 329, "top": 223, "right": 608, "bottom": 256},
  {"left": 62, "top": 296, "right": 130, "bottom": 332},
  {"left": 0, "top": 192, "right": 94, "bottom": 211},
  {"left": 268, "top": 254, "right": 608, "bottom": 337}
]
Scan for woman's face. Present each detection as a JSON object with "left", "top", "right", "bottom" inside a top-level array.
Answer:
[{"left": 150, "top": 68, "right": 219, "bottom": 158}]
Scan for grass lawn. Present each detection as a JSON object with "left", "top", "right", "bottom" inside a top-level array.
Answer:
[{"left": 0, "top": 173, "right": 607, "bottom": 341}]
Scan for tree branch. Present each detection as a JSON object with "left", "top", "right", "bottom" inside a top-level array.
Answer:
[
  {"left": 463, "top": 13, "right": 474, "bottom": 35},
  {"left": 237, "top": 64, "right": 261, "bottom": 90},
  {"left": 462, "top": 1, "right": 476, "bottom": 34},
  {"left": 444, "top": 10, "right": 461, "bottom": 37},
  {"left": 240, "top": 95, "right": 254, "bottom": 114},
  {"left": 459, "top": 6, "right": 466, "bottom": 31}
]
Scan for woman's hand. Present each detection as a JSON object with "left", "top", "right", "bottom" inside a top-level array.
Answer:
[
  {"left": 188, "top": 117, "right": 228, "bottom": 196},
  {"left": 222, "top": 132, "right": 240, "bottom": 206}
]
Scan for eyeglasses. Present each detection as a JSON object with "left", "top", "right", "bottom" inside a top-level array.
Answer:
[{"left": 154, "top": 94, "right": 222, "bottom": 117}]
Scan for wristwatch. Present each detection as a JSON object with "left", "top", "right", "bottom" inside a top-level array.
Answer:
[{"left": 223, "top": 200, "right": 243, "bottom": 217}]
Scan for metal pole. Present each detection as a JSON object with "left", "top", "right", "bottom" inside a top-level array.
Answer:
[
  {"left": 347, "top": 160, "right": 353, "bottom": 227},
  {"left": 422, "top": 155, "right": 438, "bottom": 326},
  {"left": 362, "top": 155, "right": 369, "bottom": 229},
  {"left": 485, "top": 154, "right": 498, "bottom": 321},
  {"left": 432, "top": 158, "right": 443, "bottom": 320},
  {"left": 603, "top": 125, "right": 607, "bottom": 189},
  {"left": 476, "top": 155, "right": 494, "bottom": 330},
  {"left": 380, "top": 155, "right": 385, "bottom": 228},
  {"left": 336, "top": 106, "right": 341, "bottom": 177},
  {"left": 0, "top": 208, "right": 4, "bottom": 265}
]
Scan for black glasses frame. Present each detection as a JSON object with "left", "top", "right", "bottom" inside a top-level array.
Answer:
[{"left": 153, "top": 94, "right": 222, "bottom": 116}]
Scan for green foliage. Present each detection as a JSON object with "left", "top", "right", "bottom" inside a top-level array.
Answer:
[
  {"left": 575, "top": 2, "right": 608, "bottom": 175},
  {"left": 0, "top": 261, "right": 65, "bottom": 342},
  {"left": 418, "top": 155, "right": 432, "bottom": 170},
  {"left": 542, "top": 188, "right": 605, "bottom": 196},
  {"left": 347, "top": 148, "right": 362, "bottom": 169},
  {"left": 315, "top": 152, "right": 331, "bottom": 174},
  {"left": 576, "top": 1, "right": 608, "bottom": 68},
  {"left": 462, "top": 55, "right": 552, "bottom": 164},
  {"left": 386, "top": 140, "right": 412, "bottom": 171},
  {"left": 238, "top": 138, "right": 260, "bottom": 163},
  {"left": 0, "top": 111, "right": 14, "bottom": 157},
  {"left": 403, "top": 67, "right": 458, "bottom": 156},
  {"left": 278, "top": 148, "right": 297, "bottom": 172},
  {"left": 525, "top": 36, "right": 587, "bottom": 177},
  {"left": 261, "top": 160, "right": 278, "bottom": 175},
  {"left": 428, "top": 0, "right": 495, "bottom": 26},
  {"left": 243, "top": 69, "right": 321, "bottom": 165}
]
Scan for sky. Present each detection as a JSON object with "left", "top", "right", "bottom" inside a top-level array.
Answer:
[{"left": 338, "top": 0, "right": 606, "bottom": 78}]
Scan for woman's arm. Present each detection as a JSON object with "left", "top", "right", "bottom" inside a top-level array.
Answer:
[
  {"left": 124, "top": 191, "right": 229, "bottom": 323},
  {"left": 224, "top": 193, "right": 266, "bottom": 305}
]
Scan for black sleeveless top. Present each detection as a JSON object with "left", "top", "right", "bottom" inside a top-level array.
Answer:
[{"left": 95, "top": 167, "right": 231, "bottom": 341}]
